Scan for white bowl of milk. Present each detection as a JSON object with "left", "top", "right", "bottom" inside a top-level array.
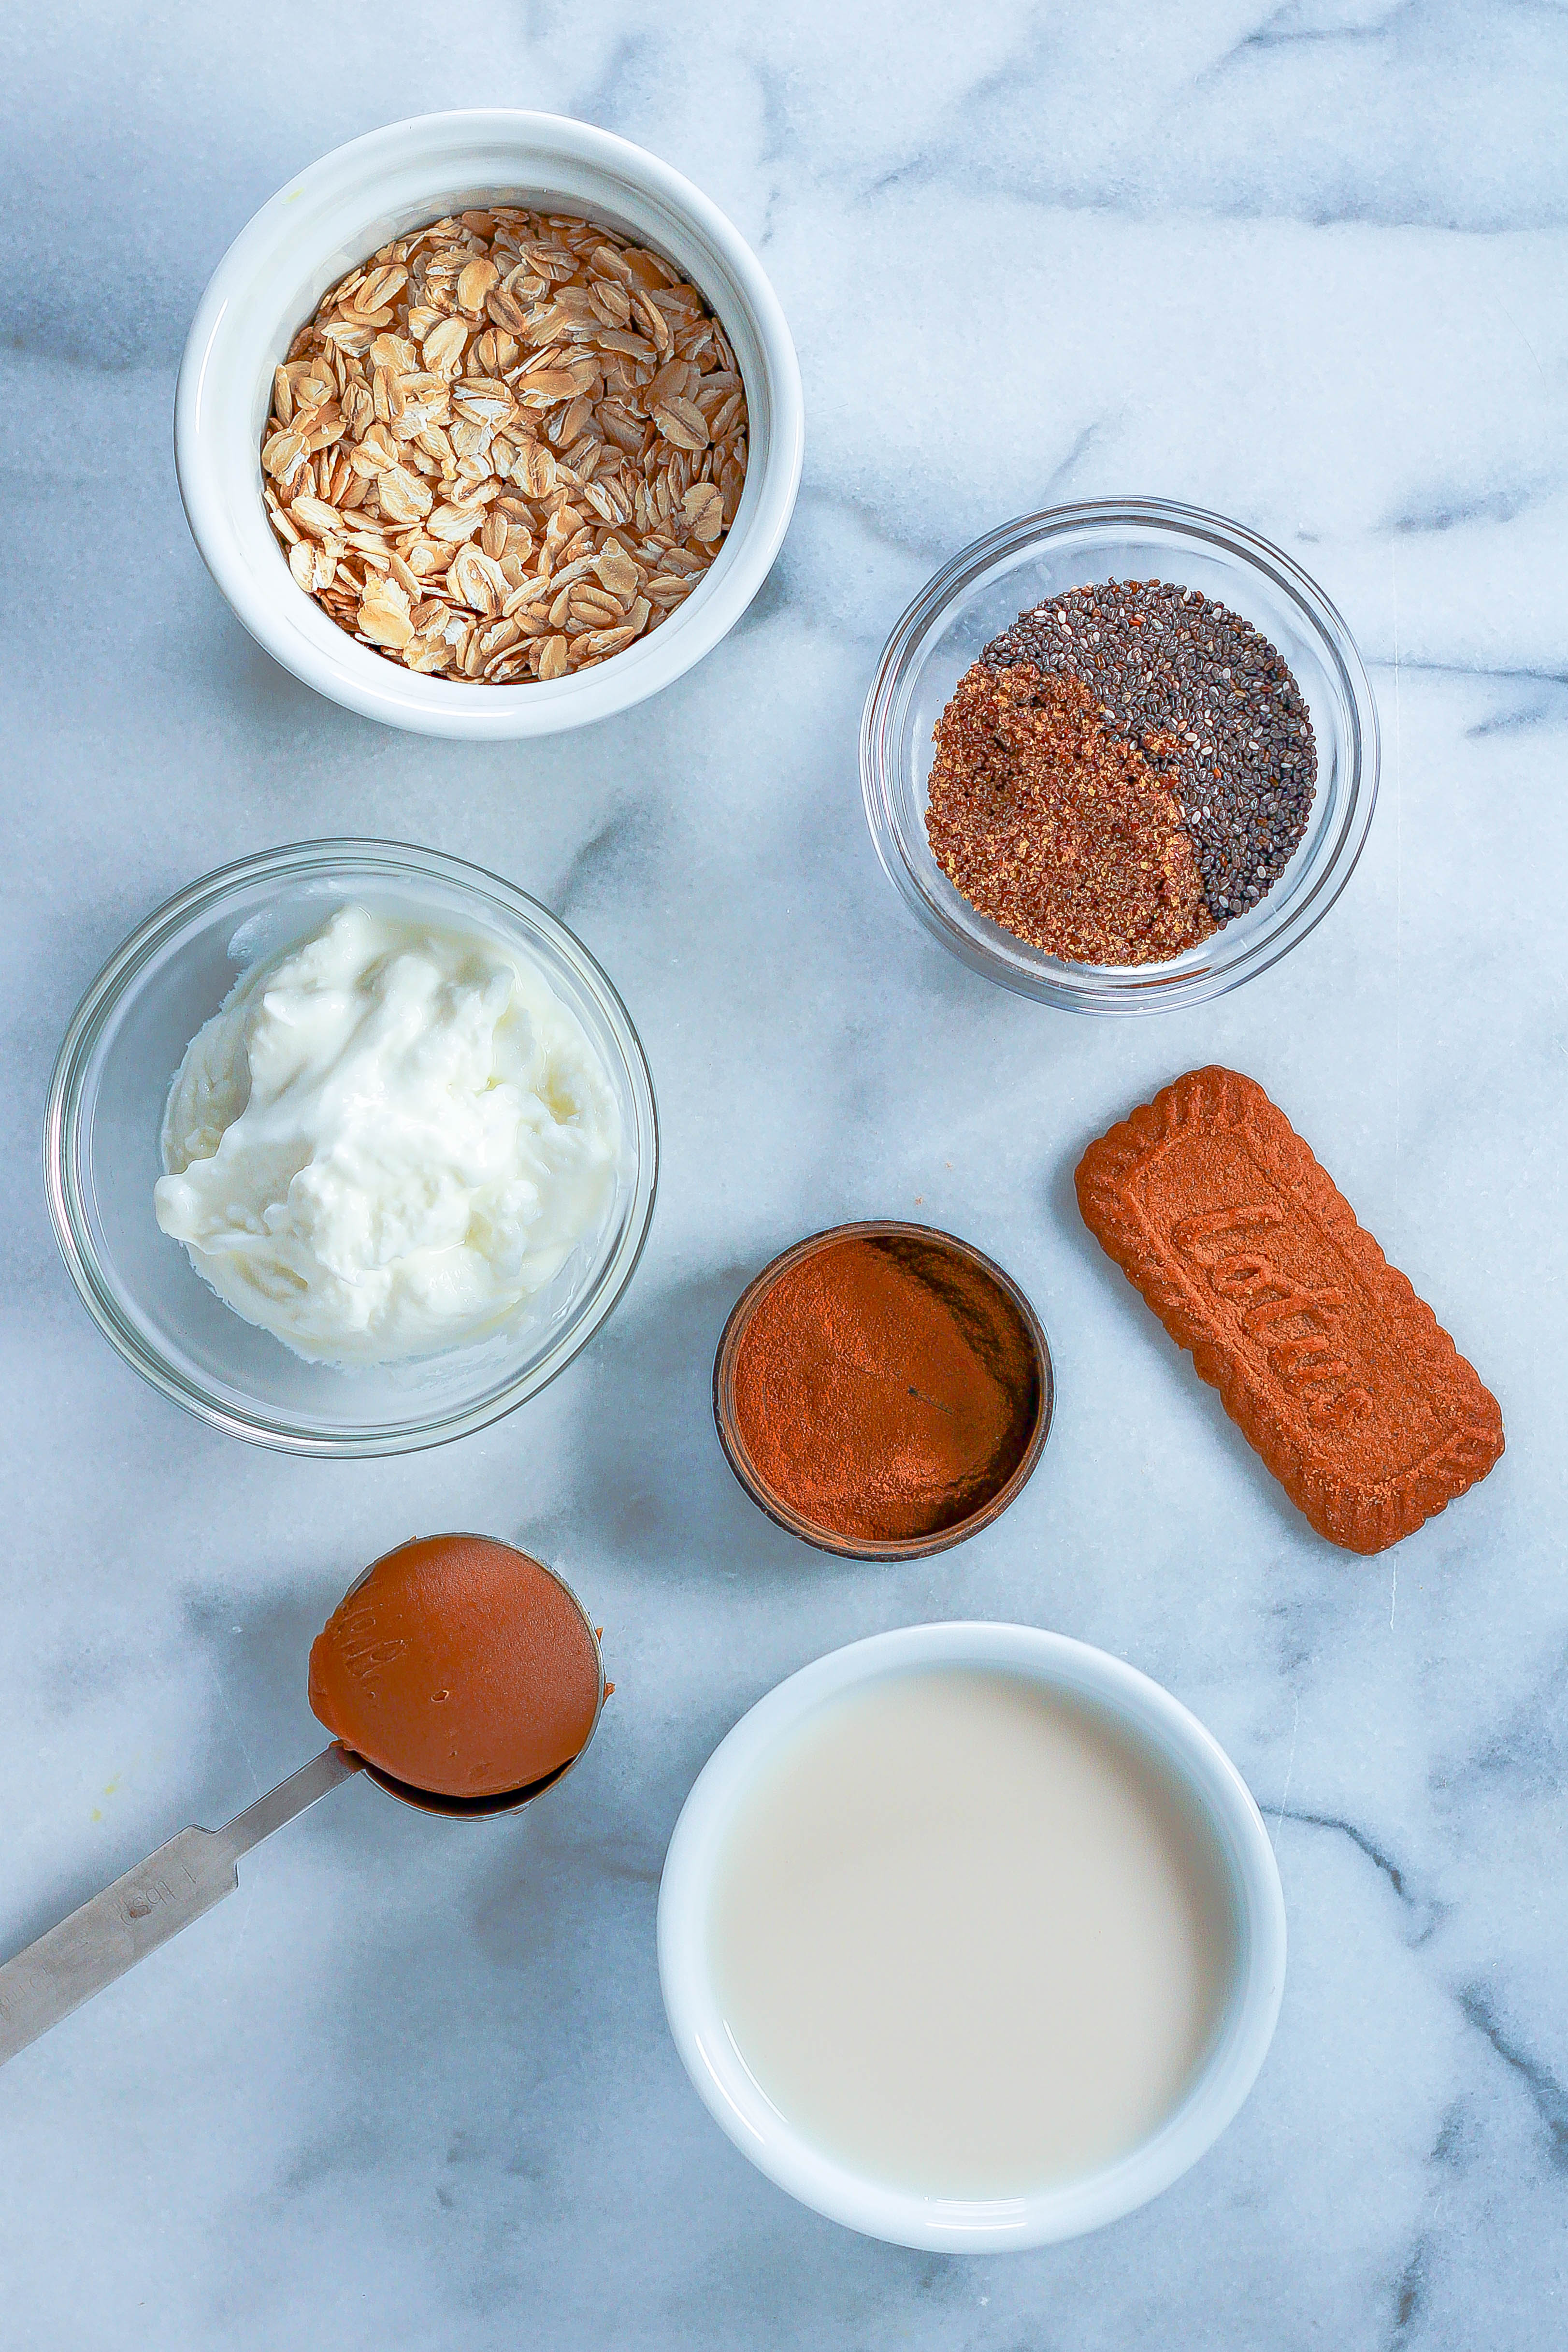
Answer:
[{"left": 658, "top": 1622, "right": 1286, "bottom": 2251}]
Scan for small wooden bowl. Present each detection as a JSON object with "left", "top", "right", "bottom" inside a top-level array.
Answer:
[{"left": 712, "top": 1220, "right": 1053, "bottom": 1561}]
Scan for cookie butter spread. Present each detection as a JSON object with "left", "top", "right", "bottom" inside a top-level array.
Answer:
[
  {"left": 154, "top": 905, "right": 619, "bottom": 1365},
  {"left": 309, "top": 1536, "right": 603, "bottom": 1799}
]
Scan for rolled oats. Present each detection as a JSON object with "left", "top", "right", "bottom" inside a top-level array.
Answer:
[{"left": 261, "top": 207, "right": 750, "bottom": 684}]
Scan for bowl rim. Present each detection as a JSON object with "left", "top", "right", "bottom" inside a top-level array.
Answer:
[
  {"left": 860, "top": 495, "right": 1380, "bottom": 1014},
  {"left": 43, "top": 836, "right": 659, "bottom": 1457},
  {"left": 173, "top": 107, "right": 805, "bottom": 739},
  {"left": 657, "top": 1620, "right": 1288, "bottom": 2251},
  {"left": 711, "top": 1219, "right": 1053, "bottom": 1558}
]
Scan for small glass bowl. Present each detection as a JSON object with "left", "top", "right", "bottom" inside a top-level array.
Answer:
[
  {"left": 861, "top": 497, "right": 1379, "bottom": 1014},
  {"left": 44, "top": 840, "right": 658, "bottom": 1456}
]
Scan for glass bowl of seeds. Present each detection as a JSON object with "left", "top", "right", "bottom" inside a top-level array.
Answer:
[
  {"left": 175, "top": 111, "right": 804, "bottom": 739},
  {"left": 861, "top": 499, "right": 1379, "bottom": 1012}
]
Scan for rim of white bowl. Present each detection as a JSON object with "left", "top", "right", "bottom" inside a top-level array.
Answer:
[
  {"left": 174, "top": 110, "right": 804, "bottom": 738},
  {"left": 658, "top": 1622, "right": 1287, "bottom": 2251},
  {"left": 43, "top": 837, "right": 659, "bottom": 1456}
]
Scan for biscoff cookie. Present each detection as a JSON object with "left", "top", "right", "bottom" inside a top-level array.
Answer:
[{"left": 1075, "top": 1067, "right": 1503, "bottom": 1554}]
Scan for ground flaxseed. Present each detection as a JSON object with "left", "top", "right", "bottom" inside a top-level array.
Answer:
[
  {"left": 981, "top": 579, "right": 1317, "bottom": 925},
  {"left": 925, "top": 664, "right": 1216, "bottom": 965}
]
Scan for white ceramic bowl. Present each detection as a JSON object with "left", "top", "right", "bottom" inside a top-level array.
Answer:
[
  {"left": 174, "top": 110, "right": 804, "bottom": 738},
  {"left": 658, "top": 1623, "right": 1286, "bottom": 2251}
]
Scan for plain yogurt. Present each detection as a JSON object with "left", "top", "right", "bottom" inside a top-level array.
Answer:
[{"left": 154, "top": 904, "right": 621, "bottom": 1366}]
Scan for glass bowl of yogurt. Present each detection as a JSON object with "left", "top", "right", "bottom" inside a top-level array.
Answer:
[{"left": 44, "top": 840, "right": 657, "bottom": 1454}]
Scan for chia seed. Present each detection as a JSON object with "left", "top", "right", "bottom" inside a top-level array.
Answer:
[{"left": 980, "top": 578, "right": 1317, "bottom": 926}]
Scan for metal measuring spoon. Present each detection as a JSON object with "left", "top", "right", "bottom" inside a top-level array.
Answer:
[{"left": 0, "top": 1541, "right": 604, "bottom": 2066}]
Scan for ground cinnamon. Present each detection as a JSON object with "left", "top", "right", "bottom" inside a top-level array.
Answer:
[{"left": 727, "top": 1232, "right": 1042, "bottom": 1545}]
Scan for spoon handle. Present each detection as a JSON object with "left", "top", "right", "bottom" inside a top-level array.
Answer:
[{"left": 0, "top": 1744, "right": 360, "bottom": 2066}]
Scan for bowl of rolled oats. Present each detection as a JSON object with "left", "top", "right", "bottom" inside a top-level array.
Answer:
[{"left": 175, "top": 111, "right": 804, "bottom": 737}]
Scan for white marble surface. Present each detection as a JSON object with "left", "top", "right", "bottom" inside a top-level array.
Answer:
[{"left": 3, "top": 5, "right": 1566, "bottom": 2344}]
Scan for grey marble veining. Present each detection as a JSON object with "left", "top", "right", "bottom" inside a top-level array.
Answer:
[{"left": 2, "top": 5, "right": 1566, "bottom": 2346}]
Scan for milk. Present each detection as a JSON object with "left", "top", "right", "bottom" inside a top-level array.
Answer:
[{"left": 707, "top": 1666, "right": 1235, "bottom": 2197}]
